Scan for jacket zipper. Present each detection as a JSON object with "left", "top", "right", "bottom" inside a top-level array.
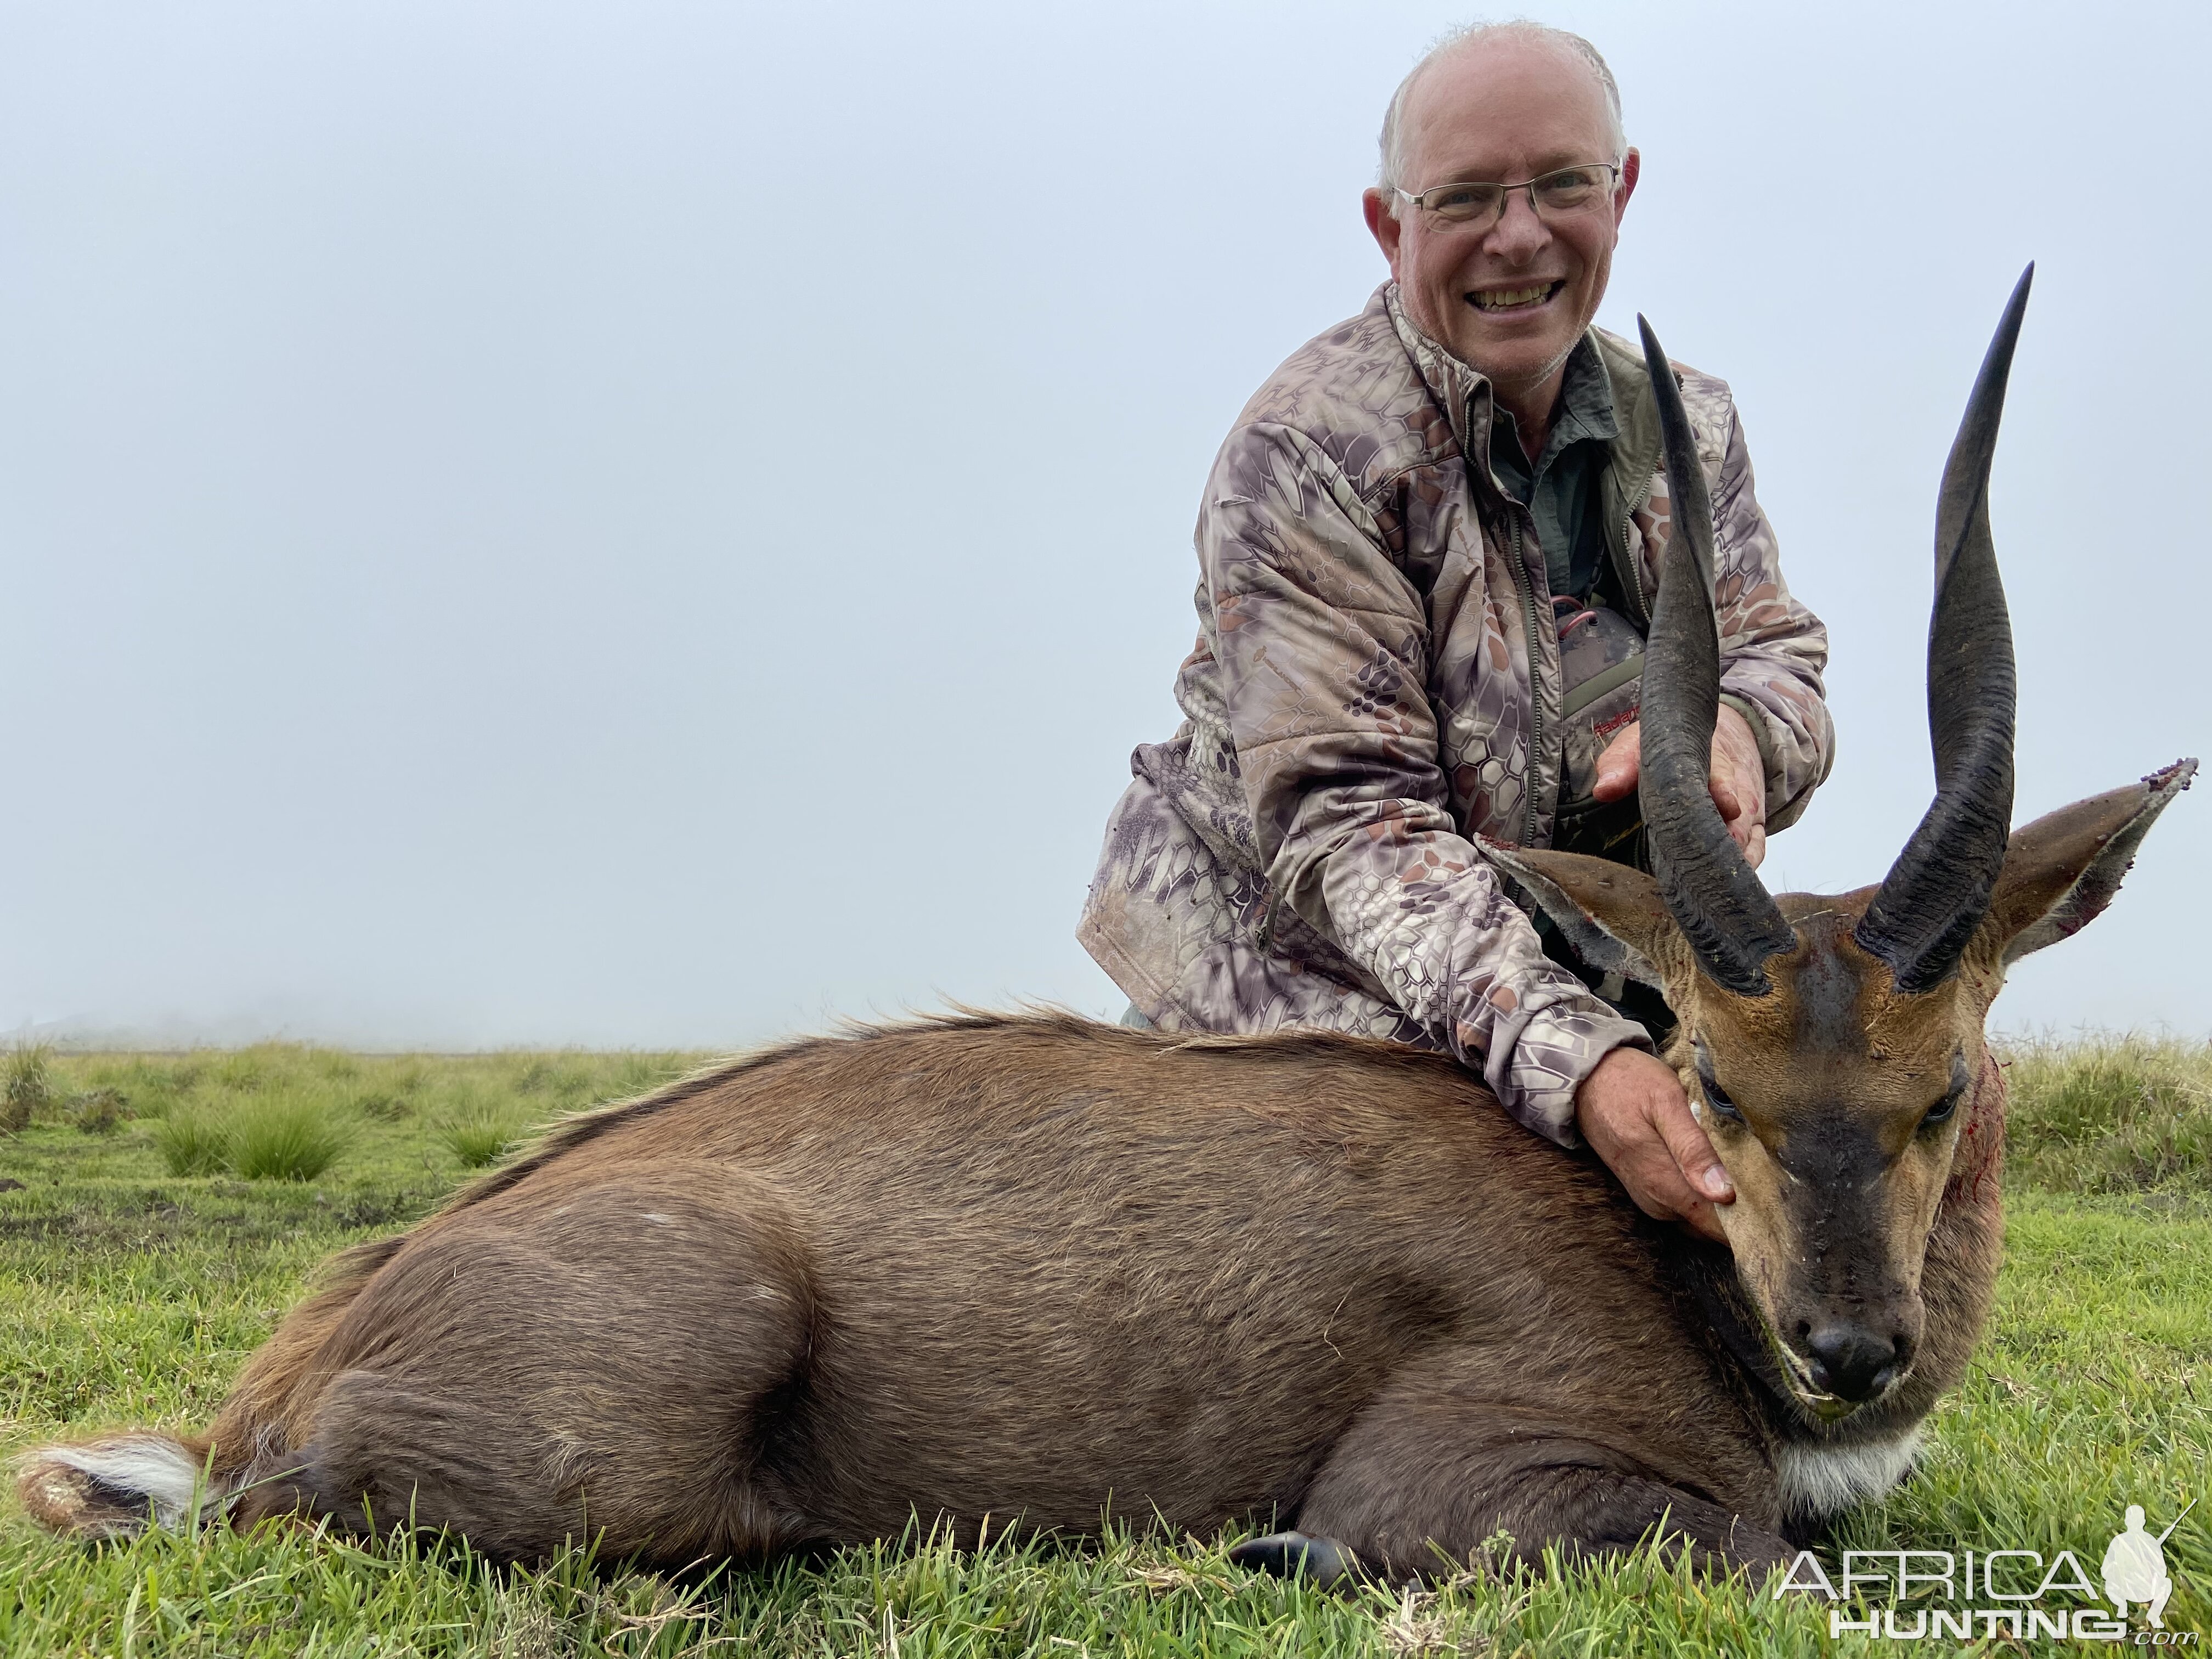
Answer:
[
  {"left": 1508, "top": 512, "right": 1549, "bottom": 847},
  {"left": 1616, "top": 473, "right": 1655, "bottom": 624}
]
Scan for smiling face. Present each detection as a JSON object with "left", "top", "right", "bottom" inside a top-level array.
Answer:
[{"left": 1363, "top": 35, "right": 1636, "bottom": 400}]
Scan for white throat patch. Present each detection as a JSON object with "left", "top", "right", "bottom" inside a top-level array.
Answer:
[{"left": 1775, "top": 1430, "right": 1922, "bottom": 1522}]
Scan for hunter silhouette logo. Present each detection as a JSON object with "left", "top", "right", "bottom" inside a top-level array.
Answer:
[{"left": 2105, "top": 1501, "right": 2193, "bottom": 1630}]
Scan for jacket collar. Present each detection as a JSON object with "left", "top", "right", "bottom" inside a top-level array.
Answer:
[
  {"left": 1588, "top": 324, "right": 1663, "bottom": 500},
  {"left": 1588, "top": 325, "right": 1666, "bottom": 624},
  {"left": 1383, "top": 283, "right": 1494, "bottom": 471},
  {"left": 1383, "top": 282, "right": 1652, "bottom": 495}
]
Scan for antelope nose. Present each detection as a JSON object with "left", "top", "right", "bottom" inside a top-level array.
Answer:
[{"left": 1803, "top": 1323, "right": 1902, "bottom": 1401}]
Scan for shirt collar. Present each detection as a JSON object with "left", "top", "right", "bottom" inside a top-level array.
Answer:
[
  {"left": 1503, "top": 333, "right": 1618, "bottom": 476},
  {"left": 1554, "top": 333, "right": 1620, "bottom": 445},
  {"left": 1381, "top": 283, "right": 1618, "bottom": 476}
]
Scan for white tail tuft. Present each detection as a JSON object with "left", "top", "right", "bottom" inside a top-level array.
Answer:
[{"left": 16, "top": 1434, "right": 221, "bottom": 1538}]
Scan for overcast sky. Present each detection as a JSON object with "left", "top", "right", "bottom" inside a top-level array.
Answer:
[{"left": 2, "top": 0, "right": 2204, "bottom": 1049}]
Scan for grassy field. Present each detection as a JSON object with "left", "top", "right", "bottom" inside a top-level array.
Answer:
[{"left": 1, "top": 1034, "right": 2206, "bottom": 1657}]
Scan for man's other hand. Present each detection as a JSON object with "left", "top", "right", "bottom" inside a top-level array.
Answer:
[
  {"left": 1574, "top": 1047, "right": 1732, "bottom": 1244},
  {"left": 1591, "top": 702, "right": 1768, "bottom": 868}
]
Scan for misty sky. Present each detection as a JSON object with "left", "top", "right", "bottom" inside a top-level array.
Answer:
[{"left": 2, "top": 0, "right": 2205, "bottom": 1049}]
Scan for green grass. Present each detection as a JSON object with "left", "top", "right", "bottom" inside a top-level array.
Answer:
[
  {"left": 431, "top": 1082, "right": 530, "bottom": 1169},
  {"left": 1, "top": 1039, "right": 2207, "bottom": 1656},
  {"left": 225, "top": 1093, "right": 353, "bottom": 1182},
  {"left": 2, "top": 1041, "right": 56, "bottom": 1133},
  {"left": 1999, "top": 1032, "right": 2212, "bottom": 1197},
  {"left": 151, "top": 1106, "right": 233, "bottom": 1176},
  {"left": 436, "top": 1109, "right": 523, "bottom": 1169}
]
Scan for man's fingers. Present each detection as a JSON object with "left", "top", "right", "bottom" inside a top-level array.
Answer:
[
  {"left": 1622, "top": 1150, "right": 1708, "bottom": 1224},
  {"left": 1708, "top": 775, "right": 1741, "bottom": 823},
  {"left": 1652, "top": 1089, "right": 1734, "bottom": 1204},
  {"left": 1593, "top": 722, "right": 1640, "bottom": 803},
  {"left": 1706, "top": 706, "right": 1768, "bottom": 851},
  {"left": 1743, "top": 823, "right": 1767, "bottom": 868},
  {"left": 1574, "top": 1048, "right": 1735, "bottom": 1243}
]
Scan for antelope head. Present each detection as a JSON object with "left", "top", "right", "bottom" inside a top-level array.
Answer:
[{"left": 1495, "top": 269, "right": 2194, "bottom": 1424}]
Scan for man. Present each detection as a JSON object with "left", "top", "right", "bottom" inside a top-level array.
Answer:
[{"left": 1077, "top": 22, "right": 1833, "bottom": 1240}]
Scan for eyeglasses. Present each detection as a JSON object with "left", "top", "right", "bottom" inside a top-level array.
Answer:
[{"left": 1394, "top": 162, "right": 1622, "bottom": 230}]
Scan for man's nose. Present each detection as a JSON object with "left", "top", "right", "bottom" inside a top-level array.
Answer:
[{"left": 1482, "top": 188, "right": 1551, "bottom": 261}]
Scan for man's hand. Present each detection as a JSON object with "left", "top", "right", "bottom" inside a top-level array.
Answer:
[
  {"left": 1592, "top": 702, "right": 1768, "bottom": 868},
  {"left": 1574, "top": 1047, "right": 1733, "bottom": 1244}
]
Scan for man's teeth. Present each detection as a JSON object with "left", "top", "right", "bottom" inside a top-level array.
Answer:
[{"left": 1471, "top": 284, "right": 1555, "bottom": 311}]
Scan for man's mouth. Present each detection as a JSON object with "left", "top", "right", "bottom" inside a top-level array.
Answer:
[{"left": 1466, "top": 281, "right": 1565, "bottom": 314}]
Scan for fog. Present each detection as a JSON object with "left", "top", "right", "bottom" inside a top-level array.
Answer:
[{"left": 3, "top": 0, "right": 2204, "bottom": 1049}]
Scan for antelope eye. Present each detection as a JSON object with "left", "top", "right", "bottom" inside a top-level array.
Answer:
[
  {"left": 1698, "top": 1071, "right": 1745, "bottom": 1123},
  {"left": 1921, "top": 1052, "right": 1973, "bottom": 1132}
]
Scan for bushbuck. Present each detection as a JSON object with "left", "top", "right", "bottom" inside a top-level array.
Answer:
[{"left": 19, "top": 270, "right": 2192, "bottom": 1582}]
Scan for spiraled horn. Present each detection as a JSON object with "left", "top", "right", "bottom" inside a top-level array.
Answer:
[
  {"left": 1635, "top": 317, "right": 1796, "bottom": 995},
  {"left": 1853, "top": 266, "right": 2031, "bottom": 992}
]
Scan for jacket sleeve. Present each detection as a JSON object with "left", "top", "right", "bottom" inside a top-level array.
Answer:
[
  {"left": 1200, "top": 421, "right": 1650, "bottom": 1144},
  {"left": 1708, "top": 403, "right": 1835, "bottom": 833}
]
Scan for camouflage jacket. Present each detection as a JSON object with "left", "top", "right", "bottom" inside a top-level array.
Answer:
[{"left": 1078, "top": 284, "right": 1833, "bottom": 1143}]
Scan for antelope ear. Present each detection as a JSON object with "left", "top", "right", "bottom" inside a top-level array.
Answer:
[
  {"left": 1978, "top": 759, "right": 2196, "bottom": 966},
  {"left": 1486, "top": 844, "right": 1675, "bottom": 989}
]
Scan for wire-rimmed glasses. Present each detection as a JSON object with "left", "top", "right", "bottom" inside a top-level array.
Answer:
[{"left": 1393, "top": 162, "right": 1622, "bottom": 231}]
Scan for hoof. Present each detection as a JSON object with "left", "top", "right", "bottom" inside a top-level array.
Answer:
[{"left": 1227, "top": 1530, "right": 1362, "bottom": 1587}]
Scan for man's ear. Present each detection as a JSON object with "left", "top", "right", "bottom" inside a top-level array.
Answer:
[
  {"left": 1977, "top": 759, "right": 2195, "bottom": 967},
  {"left": 1483, "top": 843, "right": 1675, "bottom": 988},
  {"left": 1363, "top": 188, "right": 1404, "bottom": 276}
]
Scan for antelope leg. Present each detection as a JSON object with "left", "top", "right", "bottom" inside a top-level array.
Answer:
[
  {"left": 1226, "top": 1530, "right": 1367, "bottom": 1588},
  {"left": 236, "top": 1173, "right": 819, "bottom": 1565},
  {"left": 1288, "top": 1373, "right": 1790, "bottom": 1581}
]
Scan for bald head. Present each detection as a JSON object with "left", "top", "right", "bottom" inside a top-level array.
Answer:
[{"left": 1379, "top": 22, "right": 1625, "bottom": 197}]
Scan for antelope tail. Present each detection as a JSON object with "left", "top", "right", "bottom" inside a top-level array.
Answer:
[
  {"left": 16, "top": 1232, "right": 404, "bottom": 1540},
  {"left": 15, "top": 1433, "right": 235, "bottom": 1539}
]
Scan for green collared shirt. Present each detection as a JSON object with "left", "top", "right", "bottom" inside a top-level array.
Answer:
[{"left": 1486, "top": 334, "right": 1619, "bottom": 600}]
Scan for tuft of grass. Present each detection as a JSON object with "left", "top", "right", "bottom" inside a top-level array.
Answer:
[
  {"left": 2, "top": 1042, "right": 55, "bottom": 1132},
  {"left": 437, "top": 1105, "right": 526, "bottom": 1168},
  {"left": 349, "top": 1088, "right": 413, "bottom": 1122},
  {"left": 152, "top": 1106, "right": 233, "bottom": 1175},
  {"left": 94, "top": 1058, "right": 188, "bottom": 1120},
  {"left": 511, "top": 1053, "right": 603, "bottom": 1109},
  {"left": 66, "top": 1088, "right": 125, "bottom": 1135},
  {"left": 426, "top": 1071, "right": 573, "bottom": 1169},
  {"left": 2000, "top": 1032, "right": 2212, "bottom": 1195},
  {"left": 226, "top": 1093, "right": 352, "bottom": 1181}
]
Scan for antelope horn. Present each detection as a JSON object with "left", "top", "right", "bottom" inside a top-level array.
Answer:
[
  {"left": 1853, "top": 266, "right": 2030, "bottom": 992},
  {"left": 1635, "top": 317, "right": 1796, "bottom": 995}
]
